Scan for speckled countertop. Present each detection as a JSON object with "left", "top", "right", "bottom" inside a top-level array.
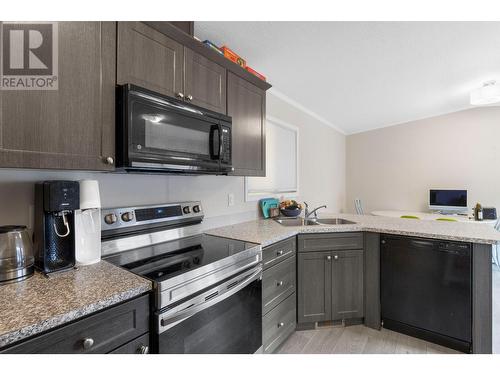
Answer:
[
  {"left": 0, "top": 261, "right": 152, "bottom": 349},
  {"left": 205, "top": 213, "right": 500, "bottom": 246}
]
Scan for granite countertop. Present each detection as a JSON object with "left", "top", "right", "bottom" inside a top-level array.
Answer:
[
  {"left": 205, "top": 213, "right": 500, "bottom": 247},
  {"left": 0, "top": 261, "right": 152, "bottom": 349}
]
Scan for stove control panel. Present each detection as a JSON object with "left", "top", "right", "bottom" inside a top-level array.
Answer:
[
  {"left": 101, "top": 201, "right": 204, "bottom": 232},
  {"left": 104, "top": 213, "right": 117, "bottom": 225},
  {"left": 121, "top": 212, "right": 134, "bottom": 222}
]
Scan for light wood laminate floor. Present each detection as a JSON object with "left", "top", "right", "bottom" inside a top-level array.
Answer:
[
  {"left": 277, "top": 325, "right": 459, "bottom": 354},
  {"left": 279, "top": 265, "right": 500, "bottom": 354}
]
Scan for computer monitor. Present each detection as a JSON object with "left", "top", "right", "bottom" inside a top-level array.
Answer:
[{"left": 429, "top": 189, "right": 467, "bottom": 213}]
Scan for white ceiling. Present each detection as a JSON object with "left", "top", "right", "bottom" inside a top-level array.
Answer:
[{"left": 195, "top": 22, "right": 500, "bottom": 134}]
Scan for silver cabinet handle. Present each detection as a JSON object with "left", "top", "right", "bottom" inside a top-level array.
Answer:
[
  {"left": 277, "top": 322, "right": 284, "bottom": 328},
  {"left": 185, "top": 94, "right": 193, "bottom": 101},
  {"left": 82, "top": 337, "right": 94, "bottom": 350},
  {"left": 334, "top": 255, "right": 339, "bottom": 260},
  {"left": 277, "top": 250, "right": 284, "bottom": 256},
  {"left": 277, "top": 281, "right": 284, "bottom": 287},
  {"left": 176, "top": 92, "right": 185, "bottom": 99},
  {"left": 104, "top": 156, "right": 114, "bottom": 165},
  {"left": 326, "top": 255, "right": 332, "bottom": 260},
  {"left": 138, "top": 345, "right": 149, "bottom": 354}
]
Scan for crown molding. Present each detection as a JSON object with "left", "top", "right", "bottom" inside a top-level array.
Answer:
[{"left": 267, "top": 88, "right": 346, "bottom": 135}]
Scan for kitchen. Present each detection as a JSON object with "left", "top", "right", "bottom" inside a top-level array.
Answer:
[{"left": 1, "top": 1, "right": 500, "bottom": 374}]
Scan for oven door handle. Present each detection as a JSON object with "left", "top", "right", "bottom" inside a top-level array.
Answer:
[{"left": 159, "top": 266, "right": 262, "bottom": 330}]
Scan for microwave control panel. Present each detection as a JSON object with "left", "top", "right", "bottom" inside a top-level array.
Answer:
[{"left": 221, "top": 126, "right": 231, "bottom": 164}]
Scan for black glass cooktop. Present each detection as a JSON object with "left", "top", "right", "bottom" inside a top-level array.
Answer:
[{"left": 105, "top": 234, "right": 258, "bottom": 282}]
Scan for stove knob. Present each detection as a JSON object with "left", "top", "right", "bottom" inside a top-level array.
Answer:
[
  {"left": 104, "top": 213, "right": 117, "bottom": 225},
  {"left": 192, "top": 205, "right": 201, "bottom": 213},
  {"left": 183, "top": 206, "right": 191, "bottom": 214},
  {"left": 121, "top": 211, "right": 134, "bottom": 222}
]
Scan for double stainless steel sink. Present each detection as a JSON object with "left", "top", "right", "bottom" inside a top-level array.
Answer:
[{"left": 275, "top": 217, "right": 356, "bottom": 227}]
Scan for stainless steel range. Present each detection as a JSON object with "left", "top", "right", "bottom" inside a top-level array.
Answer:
[{"left": 101, "top": 201, "right": 262, "bottom": 354}]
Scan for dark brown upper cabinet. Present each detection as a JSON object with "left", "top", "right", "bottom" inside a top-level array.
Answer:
[
  {"left": 117, "top": 21, "right": 183, "bottom": 99},
  {"left": 168, "top": 21, "right": 194, "bottom": 36},
  {"left": 227, "top": 72, "right": 266, "bottom": 176},
  {"left": 117, "top": 22, "right": 269, "bottom": 176},
  {"left": 0, "top": 22, "right": 116, "bottom": 171},
  {"left": 184, "top": 48, "right": 226, "bottom": 114},
  {"left": 118, "top": 22, "right": 226, "bottom": 114}
]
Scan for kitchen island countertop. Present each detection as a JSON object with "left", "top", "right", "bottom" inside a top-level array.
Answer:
[
  {"left": 0, "top": 260, "right": 152, "bottom": 349},
  {"left": 205, "top": 213, "right": 500, "bottom": 246}
]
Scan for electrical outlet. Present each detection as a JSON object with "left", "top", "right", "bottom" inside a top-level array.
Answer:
[{"left": 228, "top": 193, "right": 235, "bottom": 207}]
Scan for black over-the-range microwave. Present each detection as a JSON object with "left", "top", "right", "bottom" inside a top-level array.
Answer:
[{"left": 116, "top": 84, "right": 233, "bottom": 175}]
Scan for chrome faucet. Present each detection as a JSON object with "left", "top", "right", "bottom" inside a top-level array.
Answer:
[{"left": 304, "top": 202, "right": 327, "bottom": 219}]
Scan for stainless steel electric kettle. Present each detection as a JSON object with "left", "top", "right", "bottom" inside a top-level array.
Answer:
[{"left": 0, "top": 225, "right": 34, "bottom": 284}]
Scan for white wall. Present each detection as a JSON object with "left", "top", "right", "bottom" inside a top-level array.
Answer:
[
  {"left": 266, "top": 93, "right": 346, "bottom": 213},
  {"left": 346, "top": 106, "right": 500, "bottom": 214},
  {"left": 0, "top": 91, "right": 346, "bottom": 229}
]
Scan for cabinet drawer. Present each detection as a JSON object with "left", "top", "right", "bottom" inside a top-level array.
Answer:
[
  {"left": 298, "top": 233, "right": 363, "bottom": 252},
  {"left": 262, "top": 237, "right": 296, "bottom": 270},
  {"left": 3, "top": 294, "right": 149, "bottom": 354},
  {"left": 109, "top": 333, "right": 150, "bottom": 354},
  {"left": 262, "top": 292, "right": 296, "bottom": 354},
  {"left": 262, "top": 255, "right": 296, "bottom": 315}
]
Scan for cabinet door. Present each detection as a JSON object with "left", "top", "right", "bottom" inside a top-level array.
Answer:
[
  {"left": 298, "top": 251, "right": 332, "bottom": 323},
  {"left": 0, "top": 22, "right": 116, "bottom": 170},
  {"left": 227, "top": 72, "right": 266, "bottom": 176},
  {"left": 184, "top": 48, "right": 226, "bottom": 114},
  {"left": 117, "top": 22, "right": 183, "bottom": 98},
  {"left": 1, "top": 295, "right": 149, "bottom": 354},
  {"left": 109, "top": 333, "right": 150, "bottom": 354},
  {"left": 332, "top": 250, "right": 364, "bottom": 320}
]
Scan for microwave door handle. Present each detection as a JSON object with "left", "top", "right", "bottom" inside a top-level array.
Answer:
[
  {"left": 159, "top": 267, "right": 262, "bottom": 331},
  {"left": 209, "top": 125, "right": 220, "bottom": 159},
  {"left": 218, "top": 124, "right": 223, "bottom": 161}
]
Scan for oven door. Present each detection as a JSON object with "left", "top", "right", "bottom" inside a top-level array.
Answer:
[
  {"left": 154, "top": 266, "right": 262, "bottom": 354},
  {"left": 125, "top": 85, "right": 225, "bottom": 173}
]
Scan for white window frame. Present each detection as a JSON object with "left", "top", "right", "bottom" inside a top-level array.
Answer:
[{"left": 245, "top": 115, "right": 299, "bottom": 202}]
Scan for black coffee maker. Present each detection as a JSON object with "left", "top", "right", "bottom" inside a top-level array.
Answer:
[{"left": 34, "top": 181, "right": 80, "bottom": 274}]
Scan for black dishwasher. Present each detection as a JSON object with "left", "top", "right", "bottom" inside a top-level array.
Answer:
[{"left": 381, "top": 235, "right": 472, "bottom": 352}]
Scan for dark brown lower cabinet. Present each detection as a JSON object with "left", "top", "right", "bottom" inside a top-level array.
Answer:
[
  {"left": 261, "top": 238, "right": 297, "bottom": 353},
  {"left": 332, "top": 250, "right": 364, "bottom": 320},
  {"left": 1, "top": 294, "right": 150, "bottom": 354},
  {"left": 297, "top": 251, "right": 332, "bottom": 323},
  {"left": 297, "top": 234, "right": 364, "bottom": 324},
  {"left": 109, "top": 333, "right": 150, "bottom": 354}
]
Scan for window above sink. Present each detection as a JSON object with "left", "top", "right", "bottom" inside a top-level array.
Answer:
[{"left": 246, "top": 116, "right": 299, "bottom": 201}]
